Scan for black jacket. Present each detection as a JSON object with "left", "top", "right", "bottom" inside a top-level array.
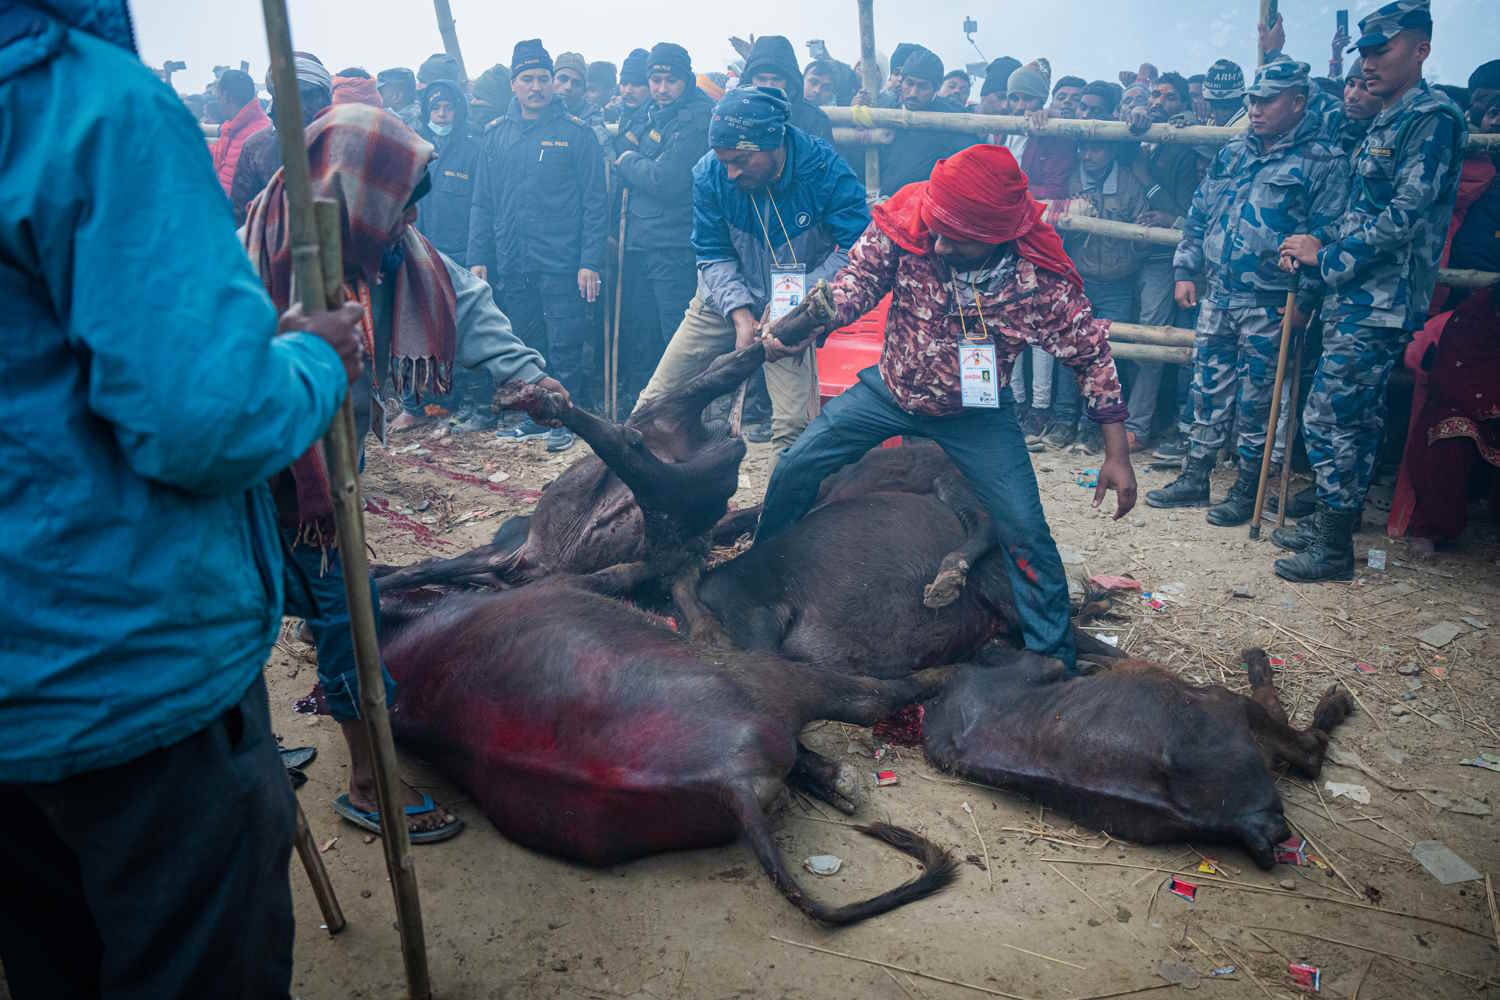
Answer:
[
  {"left": 740, "top": 35, "right": 834, "bottom": 147},
  {"left": 417, "top": 81, "right": 481, "bottom": 264},
  {"left": 876, "top": 96, "right": 975, "bottom": 194},
  {"left": 467, "top": 97, "right": 608, "bottom": 278},
  {"left": 613, "top": 87, "right": 714, "bottom": 250}
]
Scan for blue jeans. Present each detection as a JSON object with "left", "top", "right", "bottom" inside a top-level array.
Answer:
[
  {"left": 1056, "top": 273, "right": 1138, "bottom": 425},
  {"left": 756, "top": 367, "right": 1077, "bottom": 669},
  {"left": 280, "top": 532, "right": 395, "bottom": 722}
]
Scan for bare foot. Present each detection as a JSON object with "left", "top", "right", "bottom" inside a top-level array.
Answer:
[
  {"left": 922, "top": 555, "right": 970, "bottom": 609},
  {"left": 340, "top": 721, "right": 458, "bottom": 836},
  {"left": 387, "top": 411, "right": 428, "bottom": 434}
]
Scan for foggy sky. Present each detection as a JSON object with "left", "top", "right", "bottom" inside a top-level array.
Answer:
[{"left": 132, "top": 0, "right": 1496, "bottom": 96}]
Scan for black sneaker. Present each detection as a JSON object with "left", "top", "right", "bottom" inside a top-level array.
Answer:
[
  {"left": 1075, "top": 423, "right": 1104, "bottom": 455},
  {"left": 498, "top": 417, "right": 550, "bottom": 442},
  {"left": 1040, "top": 420, "right": 1077, "bottom": 450},
  {"left": 1152, "top": 436, "right": 1188, "bottom": 461},
  {"left": 1021, "top": 407, "right": 1051, "bottom": 441}
]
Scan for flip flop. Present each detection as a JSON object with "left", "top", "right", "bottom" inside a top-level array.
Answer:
[
  {"left": 280, "top": 746, "right": 318, "bottom": 771},
  {"left": 331, "top": 792, "right": 464, "bottom": 844}
]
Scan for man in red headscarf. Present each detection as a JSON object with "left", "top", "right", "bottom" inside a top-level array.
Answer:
[{"left": 757, "top": 143, "right": 1136, "bottom": 669}]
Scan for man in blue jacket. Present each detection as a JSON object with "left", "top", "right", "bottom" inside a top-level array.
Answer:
[
  {"left": 633, "top": 87, "right": 870, "bottom": 457},
  {"left": 0, "top": 1, "right": 363, "bottom": 997}
]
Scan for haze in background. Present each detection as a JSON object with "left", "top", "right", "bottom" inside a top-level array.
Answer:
[{"left": 133, "top": 0, "right": 1496, "bottom": 95}]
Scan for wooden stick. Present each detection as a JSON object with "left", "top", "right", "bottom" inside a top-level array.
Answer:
[
  {"left": 997, "top": 942, "right": 1086, "bottom": 972},
  {"left": 1043, "top": 858, "right": 1490, "bottom": 938},
  {"left": 431, "top": 0, "right": 467, "bottom": 84},
  {"left": 1351, "top": 956, "right": 1376, "bottom": 999},
  {"left": 1249, "top": 292, "right": 1297, "bottom": 540},
  {"left": 293, "top": 800, "right": 346, "bottom": 934},
  {"left": 769, "top": 934, "right": 1037, "bottom": 999},
  {"left": 962, "top": 802, "right": 994, "bottom": 891},
  {"left": 1242, "top": 924, "right": 1488, "bottom": 984},
  {"left": 259, "top": 2, "right": 430, "bottom": 995},
  {"left": 1487, "top": 874, "right": 1500, "bottom": 959},
  {"left": 609, "top": 190, "right": 628, "bottom": 421},
  {"left": 1285, "top": 814, "right": 1363, "bottom": 900},
  {"left": 854, "top": 0, "right": 881, "bottom": 198},
  {"left": 1275, "top": 330, "right": 1308, "bottom": 529}
]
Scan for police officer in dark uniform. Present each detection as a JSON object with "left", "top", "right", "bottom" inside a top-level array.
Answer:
[
  {"left": 610, "top": 42, "right": 715, "bottom": 410},
  {"left": 468, "top": 39, "right": 608, "bottom": 451}
]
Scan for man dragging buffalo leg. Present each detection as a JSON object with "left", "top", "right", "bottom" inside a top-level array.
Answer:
[
  {"left": 758, "top": 145, "right": 1138, "bottom": 669},
  {"left": 243, "top": 104, "right": 565, "bottom": 841}
]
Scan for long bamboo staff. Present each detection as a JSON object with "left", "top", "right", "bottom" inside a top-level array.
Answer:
[
  {"left": 1249, "top": 292, "right": 1298, "bottom": 541},
  {"left": 609, "top": 191, "right": 629, "bottom": 420},
  {"left": 260, "top": 2, "right": 431, "bottom": 997},
  {"left": 1274, "top": 330, "right": 1309, "bottom": 530}
]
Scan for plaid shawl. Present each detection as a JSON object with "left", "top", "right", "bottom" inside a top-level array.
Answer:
[{"left": 243, "top": 104, "right": 458, "bottom": 535}]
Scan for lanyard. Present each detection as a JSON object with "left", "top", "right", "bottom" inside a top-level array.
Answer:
[
  {"left": 951, "top": 276, "right": 993, "bottom": 344},
  {"left": 750, "top": 188, "right": 800, "bottom": 269}
]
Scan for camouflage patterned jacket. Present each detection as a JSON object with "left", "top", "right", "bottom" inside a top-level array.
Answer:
[
  {"left": 1318, "top": 81, "right": 1468, "bottom": 329},
  {"left": 826, "top": 226, "right": 1127, "bottom": 421},
  {"left": 1174, "top": 107, "right": 1351, "bottom": 313}
]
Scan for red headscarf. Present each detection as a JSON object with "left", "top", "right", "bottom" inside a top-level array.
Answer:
[
  {"left": 871, "top": 143, "right": 1083, "bottom": 289},
  {"left": 331, "top": 74, "right": 384, "bottom": 108},
  {"left": 242, "top": 104, "right": 457, "bottom": 536}
]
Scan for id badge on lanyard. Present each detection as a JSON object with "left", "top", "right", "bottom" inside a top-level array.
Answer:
[
  {"left": 770, "top": 265, "right": 806, "bottom": 324},
  {"left": 953, "top": 277, "right": 999, "bottom": 409}
]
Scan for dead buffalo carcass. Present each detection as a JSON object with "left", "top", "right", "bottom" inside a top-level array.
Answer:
[
  {"left": 374, "top": 287, "right": 838, "bottom": 594},
  {"left": 380, "top": 582, "right": 958, "bottom": 924},
  {"left": 922, "top": 647, "right": 1354, "bottom": 867}
]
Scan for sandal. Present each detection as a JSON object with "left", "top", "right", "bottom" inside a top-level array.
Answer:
[{"left": 331, "top": 792, "right": 464, "bottom": 844}]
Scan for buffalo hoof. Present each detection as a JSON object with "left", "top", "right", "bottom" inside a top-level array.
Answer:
[
  {"left": 922, "top": 557, "right": 970, "bottom": 609},
  {"left": 831, "top": 763, "right": 863, "bottom": 815}
]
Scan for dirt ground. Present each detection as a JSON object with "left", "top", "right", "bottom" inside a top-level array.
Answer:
[{"left": 263, "top": 424, "right": 1499, "bottom": 1000}]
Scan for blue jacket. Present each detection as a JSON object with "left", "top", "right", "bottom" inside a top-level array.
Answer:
[
  {"left": 0, "top": 0, "right": 348, "bottom": 781},
  {"left": 692, "top": 125, "right": 870, "bottom": 319}
]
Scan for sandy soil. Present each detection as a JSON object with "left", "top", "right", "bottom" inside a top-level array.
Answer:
[{"left": 246, "top": 425, "right": 1499, "bottom": 998}]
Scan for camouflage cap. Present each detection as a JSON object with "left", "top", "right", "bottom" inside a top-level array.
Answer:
[
  {"left": 1245, "top": 57, "right": 1311, "bottom": 98},
  {"left": 1350, "top": 0, "right": 1432, "bottom": 53},
  {"left": 1202, "top": 58, "right": 1245, "bottom": 102}
]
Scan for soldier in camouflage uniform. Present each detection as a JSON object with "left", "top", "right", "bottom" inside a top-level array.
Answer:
[
  {"left": 1147, "top": 59, "right": 1351, "bottom": 527},
  {"left": 1276, "top": 0, "right": 1468, "bottom": 581}
]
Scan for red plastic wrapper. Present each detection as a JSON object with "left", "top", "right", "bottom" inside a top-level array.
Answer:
[
  {"left": 1288, "top": 963, "right": 1321, "bottom": 992},
  {"left": 874, "top": 770, "right": 899, "bottom": 786},
  {"left": 1168, "top": 877, "right": 1197, "bottom": 901},
  {"left": 872, "top": 704, "right": 925, "bottom": 746},
  {"left": 1275, "top": 836, "right": 1308, "bottom": 866}
]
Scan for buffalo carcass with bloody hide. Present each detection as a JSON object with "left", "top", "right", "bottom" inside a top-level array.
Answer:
[
  {"left": 922, "top": 647, "right": 1355, "bottom": 867},
  {"left": 379, "top": 583, "right": 958, "bottom": 924}
]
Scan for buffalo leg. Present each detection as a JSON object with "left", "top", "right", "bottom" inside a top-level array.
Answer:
[
  {"left": 922, "top": 474, "right": 997, "bottom": 609},
  {"left": 806, "top": 667, "right": 955, "bottom": 728},
  {"left": 788, "top": 743, "right": 860, "bottom": 815},
  {"left": 671, "top": 563, "right": 731, "bottom": 646},
  {"left": 374, "top": 540, "right": 527, "bottom": 591},
  {"left": 1243, "top": 648, "right": 1350, "bottom": 779}
]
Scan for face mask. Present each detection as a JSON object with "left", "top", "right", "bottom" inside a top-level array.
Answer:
[{"left": 428, "top": 121, "right": 453, "bottom": 137}]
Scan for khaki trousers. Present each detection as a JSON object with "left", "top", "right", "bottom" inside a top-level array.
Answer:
[{"left": 634, "top": 294, "right": 818, "bottom": 457}]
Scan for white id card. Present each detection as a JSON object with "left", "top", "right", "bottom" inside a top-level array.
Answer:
[
  {"left": 770, "top": 267, "right": 806, "bottom": 324},
  {"left": 959, "top": 343, "right": 1001, "bottom": 408}
]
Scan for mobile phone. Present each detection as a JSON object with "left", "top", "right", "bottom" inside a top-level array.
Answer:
[
  {"left": 1337, "top": 9, "right": 1349, "bottom": 35},
  {"left": 1265, "top": 0, "right": 1279, "bottom": 29},
  {"left": 963, "top": 16, "right": 979, "bottom": 35}
]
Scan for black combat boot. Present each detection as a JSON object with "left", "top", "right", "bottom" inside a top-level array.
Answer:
[
  {"left": 1266, "top": 483, "right": 1316, "bottom": 519},
  {"left": 1145, "top": 456, "right": 1213, "bottom": 508},
  {"left": 1274, "top": 507, "right": 1356, "bottom": 582},
  {"left": 1205, "top": 465, "right": 1261, "bottom": 527},
  {"left": 1270, "top": 508, "right": 1318, "bottom": 551}
]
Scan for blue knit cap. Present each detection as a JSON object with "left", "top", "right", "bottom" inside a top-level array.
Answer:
[
  {"left": 709, "top": 86, "right": 790, "bottom": 151},
  {"left": 512, "top": 39, "right": 552, "bottom": 77}
]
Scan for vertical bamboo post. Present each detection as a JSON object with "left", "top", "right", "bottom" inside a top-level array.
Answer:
[
  {"left": 433, "top": 0, "right": 468, "bottom": 84},
  {"left": 856, "top": 0, "right": 882, "bottom": 198},
  {"left": 260, "top": 2, "right": 432, "bottom": 997},
  {"left": 610, "top": 191, "right": 629, "bottom": 421},
  {"left": 1249, "top": 292, "right": 1297, "bottom": 540},
  {"left": 1274, "top": 332, "right": 1308, "bottom": 529}
]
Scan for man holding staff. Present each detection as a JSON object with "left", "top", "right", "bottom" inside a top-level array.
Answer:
[
  {"left": 1277, "top": 0, "right": 1467, "bottom": 580},
  {"left": 0, "top": 2, "right": 362, "bottom": 994},
  {"left": 1147, "top": 58, "right": 1350, "bottom": 525}
]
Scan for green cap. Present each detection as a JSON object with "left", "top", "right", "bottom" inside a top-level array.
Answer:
[
  {"left": 1351, "top": 0, "right": 1432, "bottom": 53},
  {"left": 1245, "top": 57, "right": 1311, "bottom": 98}
]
